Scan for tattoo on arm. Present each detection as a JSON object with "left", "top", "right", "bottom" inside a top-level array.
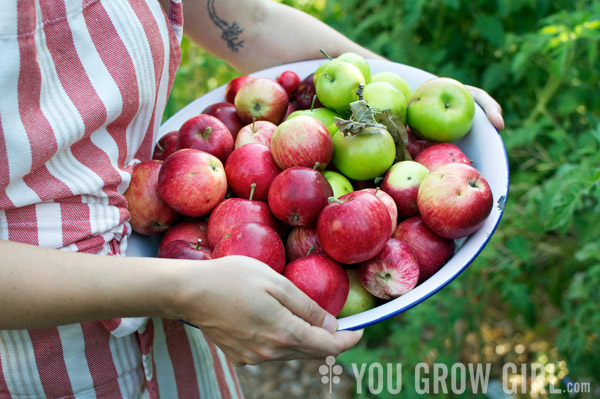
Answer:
[{"left": 207, "top": 0, "right": 244, "bottom": 52}]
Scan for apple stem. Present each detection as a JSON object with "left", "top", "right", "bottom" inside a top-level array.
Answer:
[
  {"left": 328, "top": 196, "right": 343, "bottom": 204},
  {"left": 313, "top": 161, "right": 321, "bottom": 170},
  {"left": 376, "top": 272, "right": 392, "bottom": 280},
  {"left": 249, "top": 183, "right": 257, "bottom": 201},
  {"left": 322, "top": 73, "right": 334, "bottom": 82},
  {"left": 201, "top": 126, "right": 212, "bottom": 139},
  {"left": 310, "top": 95, "right": 318, "bottom": 111},
  {"left": 307, "top": 246, "right": 316, "bottom": 256},
  {"left": 356, "top": 83, "right": 365, "bottom": 101},
  {"left": 196, "top": 239, "right": 203, "bottom": 250},
  {"left": 155, "top": 140, "right": 164, "bottom": 152},
  {"left": 319, "top": 49, "right": 333, "bottom": 61},
  {"left": 252, "top": 119, "right": 256, "bottom": 133},
  {"left": 373, "top": 186, "right": 381, "bottom": 196}
]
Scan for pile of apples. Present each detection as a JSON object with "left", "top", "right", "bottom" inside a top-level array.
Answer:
[{"left": 125, "top": 52, "right": 494, "bottom": 318}]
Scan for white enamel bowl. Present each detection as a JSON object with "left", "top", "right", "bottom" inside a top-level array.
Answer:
[{"left": 127, "top": 59, "right": 509, "bottom": 331}]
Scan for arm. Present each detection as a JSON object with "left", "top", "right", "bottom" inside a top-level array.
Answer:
[
  {"left": 0, "top": 240, "right": 361, "bottom": 365},
  {"left": 175, "top": 0, "right": 383, "bottom": 73},
  {"left": 166, "top": 0, "right": 504, "bottom": 129}
]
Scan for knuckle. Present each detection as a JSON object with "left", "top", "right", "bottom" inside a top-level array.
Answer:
[
  {"left": 255, "top": 347, "right": 277, "bottom": 362},
  {"left": 272, "top": 329, "right": 294, "bottom": 348},
  {"left": 305, "top": 300, "right": 324, "bottom": 325},
  {"left": 240, "top": 353, "right": 259, "bottom": 366}
]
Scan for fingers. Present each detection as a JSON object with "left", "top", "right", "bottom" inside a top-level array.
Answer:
[
  {"left": 239, "top": 277, "right": 363, "bottom": 361},
  {"left": 204, "top": 321, "right": 362, "bottom": 366},
  {"left": 190, "top": 256, "right": 364, "bottom": 365},
  {"left": 268, "top": 282, "right": 364, "bottom": 356},
  {"left": 284, "top": 320, "right": 364, "bottom": 360},
  {"left": 267, "top": 276, "right": 338, "bottom": 332},
  {"left": 466, "top": 85, "right": 505, "bottom": 131}
]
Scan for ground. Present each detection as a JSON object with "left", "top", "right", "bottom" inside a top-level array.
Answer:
[{"left": 236, "top": 358, "right": 356, "bottom": 399}]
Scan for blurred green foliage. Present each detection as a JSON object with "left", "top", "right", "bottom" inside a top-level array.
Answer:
[
  {"left": 163, "top": 37, "right": 239, "bottom": 122},
  {"left": 166, "top": 0, "right": 599, "bottom": 397}
]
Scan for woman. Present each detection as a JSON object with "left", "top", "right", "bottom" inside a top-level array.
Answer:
[{"left": 0, "top": 0, "right": 503, "bottom": 397}]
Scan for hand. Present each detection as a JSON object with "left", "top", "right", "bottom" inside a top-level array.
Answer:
[
  {"left": 173, "top": 255, "right": 363, "bottom": 366},
  {"left": 466, "top": 85, "right": 504, "bottom": 131}
]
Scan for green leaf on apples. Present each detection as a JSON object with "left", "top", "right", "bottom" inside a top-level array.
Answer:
[
  {"left": 333, "top": 99, "right": 385, "bottom": 136},
  {"left": 333, "top": 98, "right": 411, "bottom": 162},
  {"left": 373, "top": 109, "right": 412, "bottom": 162}
]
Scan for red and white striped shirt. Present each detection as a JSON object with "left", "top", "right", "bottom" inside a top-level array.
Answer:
[{"left": 0, "top": 0, "right": 242, "bottom": 397}]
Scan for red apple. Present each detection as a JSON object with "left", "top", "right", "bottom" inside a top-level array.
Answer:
[
  {"left": 159, "top": 219, "right": 209, "bottom": 250},
  {"left": 283, "top": 101, "right": 296, "bottom": 120},
  {"left": 157, "top": 239, "right": 212, "bottom": 261},
  {"left": 277, "top": 70, "right": 301, "bottom": 99},
  {"left": 393, "top": 216, "right": 455, "bottom": 283},
  {"left": 152, "top": 131, "right": 178, "bottom": 161},
  {"left": 158, "top": 149, "right": 227, "bottom": 217},
  {"left": 225, "top": 75, "right": 254, "bottom": 104},
  {"left": 234, "top": 120, "right": 277, "bottom": 149},
  {"left": 202, "top": 102, "right": 246, "bottom": 141},
  {"left": 283, "top": 254, "right": 349, "bottom": 316},
  {"left": 270, "top": 115, "right": 333, "bottom": 171},
  {"left": 317, "top": 191, "right": 392, "bottom": 264},
  {"left": 405, "top": 126, "right": 436, "bottom": 159},
  {"left": 212, "top": 222, "right": 286, "bottom": 274},
  {"left": 357, "top": 238, "right": 420, "bottom": 299},
  {"left": 381, "top": 160, "right": 430, "bottom": 219},
  {"left": 177, "top": 114, "right": 234, "bottom": 164},
  {"left": 351, "top": 179, "right": 377, "bottom": 191},
  {"left": 207, "top": 197, "right": 281, "bottom": 248},
  {"left": 414, "top": 143, "right": 471, "bottom": 171},
  {"left": 268, "top": 166, "right": 333, "bottom": 227},
  {"left": 285, "top": 226, "right": 324, "bottom": 262},
  {"left": 224, "top": 143, "right": 282, "bottom": 201},
  {"left": 125, "top": 160, "right": 178, "bottom": 235},
  {"left": 343, "top": 188, "right": 398, "bottom": 237},
  {"left": 417, "top": 163, "right": 493, "bottom": 239},
  {"left": 234, "top": 77, "right": 289, "bottom": 124},
  {"left": 295, "top": 73, "right": 323, "bottom": 110}
]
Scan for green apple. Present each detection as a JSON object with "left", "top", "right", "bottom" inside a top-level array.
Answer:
[
  {"left": 315, "top": 61, "right": 365, "bottom": 113},
  {"left": 332, "top": 125, "right": 396, "bottom": 181},
  {"left": 407, "top": 77, "right": 475, "bottom": 142},
  {"left": 286, "top": 107, "right": 341, "bottom": 136},
  {"left": 322, "top": 170, "right": 354, "bottom": 198},
  {"left": 371, "top": 71, "right": 412, "bottom": 105},
  {"left": 336, "top": 52, "right": 371, "bottom": 83},
  {"left": 338, "top": 269, "right": 377, "bottom": 318},
  {"left": 363, "top": 81, "right": 408, "bottom": 125},
  {"left": 313, "top": 60, "right": 331, "bottom": 87},
  {"left": 315, "top": 52, "right": 371, "bottom": 87}
]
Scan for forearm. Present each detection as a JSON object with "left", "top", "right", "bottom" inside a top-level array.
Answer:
[
  {"left": 181, "top": 0, "right": 384, "bottom": 74},
  {"left": 0, "top": 240, "right": 363, "bottom": 361},
  {"left": 0, "top": 240, "right": 185, "bottom": 329}
]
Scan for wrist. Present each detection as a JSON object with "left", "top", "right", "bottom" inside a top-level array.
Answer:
[{"left": 149, "top": 258, "right": 214, "bottom": 323}]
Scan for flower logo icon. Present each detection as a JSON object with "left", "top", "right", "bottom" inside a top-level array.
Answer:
[{"left": 319, "top": 355, "right": 344, "bottom": 394}]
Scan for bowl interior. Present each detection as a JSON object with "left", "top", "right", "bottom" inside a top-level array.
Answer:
[{"left": 129, "top": 59, "right": 509, "bottom": 331}]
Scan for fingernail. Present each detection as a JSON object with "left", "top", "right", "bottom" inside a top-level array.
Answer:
[
  {"left": 495, "top": 112, "right": 505, "bottom": 130},
  {"left": 321, "top": 313, "right": 337, "bottom": 332}
]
